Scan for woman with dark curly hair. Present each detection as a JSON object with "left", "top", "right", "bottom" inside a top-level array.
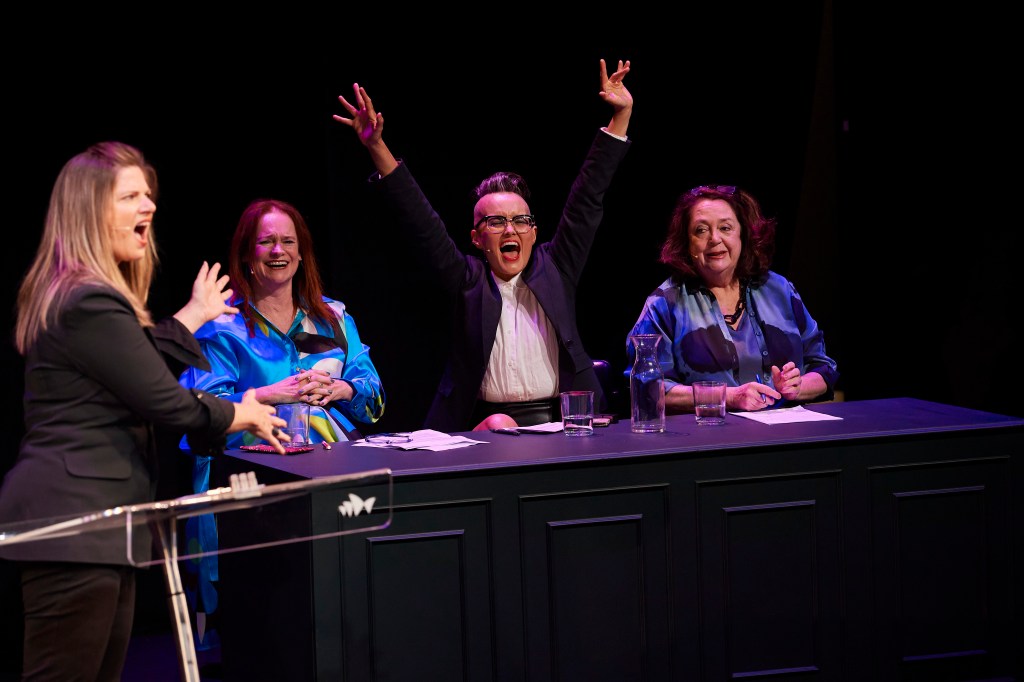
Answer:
[{"left": 627, "top": 184, "right": 839, "bottom": 413}]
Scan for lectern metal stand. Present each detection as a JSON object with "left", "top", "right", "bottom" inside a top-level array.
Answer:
[{"left": 0, "top": 468, "right": 393, "bottom": 682}]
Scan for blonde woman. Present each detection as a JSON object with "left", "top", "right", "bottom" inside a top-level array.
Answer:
[{"left": 0, "top": 141, "right": 286, "bottom": 680}]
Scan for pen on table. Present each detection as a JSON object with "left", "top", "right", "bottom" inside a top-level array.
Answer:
[
  {"left": 490, "top": 428, "right": 520, "bottom": 436},
  {"left": 755, "top": 374, "right": 768, "bottom": 403}
]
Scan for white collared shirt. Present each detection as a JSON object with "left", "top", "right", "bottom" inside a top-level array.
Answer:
[{"left": 478, "top": 272, "right": 558, "bottom": 402}]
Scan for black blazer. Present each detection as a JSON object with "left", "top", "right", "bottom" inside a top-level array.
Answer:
[
  {"left": 373, "top": 131, "right": 631, "bottom": 432},
  {"left": 0, "top": 284, "right": 234, "bottom": 565}
]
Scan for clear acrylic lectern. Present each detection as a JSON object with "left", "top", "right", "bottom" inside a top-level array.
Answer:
[{"left": 0, "top": 467, "right": 393, "bottom": 682}]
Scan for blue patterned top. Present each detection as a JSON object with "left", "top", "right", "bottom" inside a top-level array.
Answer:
[
  {"left": 179, "top": 296, "right": 385, "bottom": 447},
  {"left": 626, "top": 271, "right": 839, "bottom": 403}
]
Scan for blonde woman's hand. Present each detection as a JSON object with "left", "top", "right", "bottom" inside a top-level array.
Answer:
[
  {"left": 174, "top": 261, "right": 238, "bottom": 333},
  {"left": 230, "top": 388, "right": 289, "bottom": 454}
]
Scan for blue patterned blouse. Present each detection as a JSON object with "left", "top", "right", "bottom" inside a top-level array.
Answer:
[
  {"left": 177, "top": 295, "right": 385, "bottom": 638},
  {"left": 626, "top": 271, "right": 839, "bottom": 403},
  {"left": 179, "top": 296, "right": 385, "bottom": 447}
]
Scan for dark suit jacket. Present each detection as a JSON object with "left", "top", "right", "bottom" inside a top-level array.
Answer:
[
  {"left": 374, "top": 131, "right": 631, "bottom": 432},
  {"left": 0, "top": 284, "right": 234, "bottom": 565}
]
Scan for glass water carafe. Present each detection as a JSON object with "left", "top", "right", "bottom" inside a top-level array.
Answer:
[{"left": 629, "top": 334, "right": 666, "bottom": 433}]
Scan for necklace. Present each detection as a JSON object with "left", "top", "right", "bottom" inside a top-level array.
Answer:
[
  {"left": 723, "top": 300, "right": 744, "bottom": 325},
  {"left": 722, "top": 287, "right": 746, "bottom": 326}
]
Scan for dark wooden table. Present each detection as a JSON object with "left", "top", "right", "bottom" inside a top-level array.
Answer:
[{"left": 215, "top": 398, "right": 1024, "bottom": 681}]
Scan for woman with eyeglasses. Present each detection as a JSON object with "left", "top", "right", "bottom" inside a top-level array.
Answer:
[
  {"left": 179, "top": 198, "right": 385, "bottom": 448},
  {"left": 176, "top": 197, "right": 386, "bottom": 650},
  {"left": 334, "top": 59, "right": 633, "bottom": 431},
  {"left": 627, "top": 185, "right": 839, "bottom": 412}
]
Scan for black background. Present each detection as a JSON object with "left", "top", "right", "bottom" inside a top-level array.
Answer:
[
  {"left": 1, "top": 4, "right": 1019, "bottom": 670},
  {"left": 4, "top": 7, "right": 1020, "bottom": 465},
  {"left": 3, "top": 6, "right": 1020, "bottom": 470}
]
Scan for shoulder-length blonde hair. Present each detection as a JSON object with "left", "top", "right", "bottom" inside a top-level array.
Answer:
[{"left": 14, "top": 141, "right": 159, "bottom": 355}]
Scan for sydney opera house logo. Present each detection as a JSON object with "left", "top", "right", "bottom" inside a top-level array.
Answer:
[{"left": 339, "top": 493, "right": 376, "bottom": 517}]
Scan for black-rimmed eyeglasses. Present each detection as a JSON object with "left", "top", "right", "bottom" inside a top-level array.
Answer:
[
  {"left": 474, "top": 214, "right": 536, "bottom": 234},
  {"left": 688, "top": 185, "right": 737, "bottom": 197}
]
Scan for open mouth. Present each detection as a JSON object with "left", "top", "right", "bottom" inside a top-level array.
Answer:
[
  {"left": 499, "top": 240, "right": 521, "bottom": 257},
  {"left": 266, "top": 260, "right": 290, "bottom": 269}
]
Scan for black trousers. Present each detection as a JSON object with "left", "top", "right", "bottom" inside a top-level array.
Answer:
[{"left": 19, "top": 561, "right": 136, "bottom": 682}]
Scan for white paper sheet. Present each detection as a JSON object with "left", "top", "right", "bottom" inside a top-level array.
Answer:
[
  {"left": 729, "top": 405, "right": 843, "bottom": 425},
  {"left": 353, "top": 429, "right": 488, "bottom": 451},
  {"left": 514, "top": 421, "right": 565, "bottom": 434}
]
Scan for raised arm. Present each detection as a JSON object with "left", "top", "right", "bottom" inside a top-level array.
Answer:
[
  {"left": 599, "top": 59, "right": 633, "bottom": 138},
  {"left": 333, "top": 83, "right": 400, "bottom": 177}
]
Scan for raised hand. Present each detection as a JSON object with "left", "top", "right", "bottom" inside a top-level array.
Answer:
[
  {"left": 599, "top": 59, "right": 633, "bottom": 113},
  {"left": 174, "top": 261, "right": 238, "bottom": 333},
  {"left": 333, "top": 82, "right": 399, "bottom": 176},
  {"left": 598, "top": 59, "right": 633, "bottom": 138},
  {"left": 333, "top": 83, "right": 383, "bottom": 148}
]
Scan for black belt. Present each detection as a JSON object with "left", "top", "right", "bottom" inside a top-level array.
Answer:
[{"left": 472, "top": 397, "right": 560, "bottom": 428}]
